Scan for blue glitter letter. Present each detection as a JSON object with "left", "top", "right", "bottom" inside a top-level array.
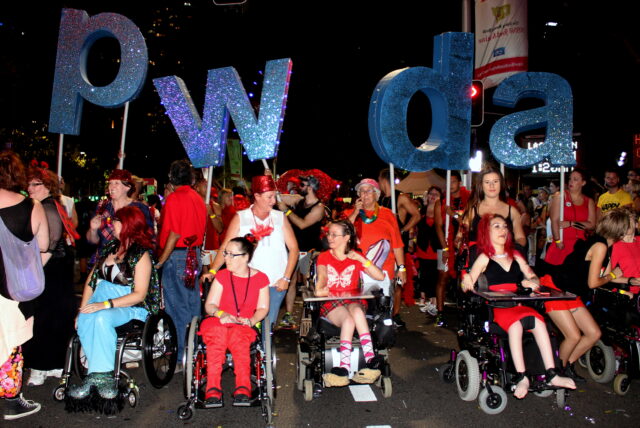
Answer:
[
  {"left": 368, "top": 32, "right": 473, "bottom": 172},
  {"left": 489, "top": 72, "right": 575, "bottom": 168},
  {"left": 48, "top": 9, "right": 148, "bottom": 135},
  {"left": 154, "top": 59, "right": 292, "bottom": 167}
]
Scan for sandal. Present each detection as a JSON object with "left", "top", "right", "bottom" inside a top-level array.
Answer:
[
  {"left": 232, "top": 386, "right": 252, "bottom": 407},
  {"left": 204, "top": 387, "right": 223, "bottom": 408}
]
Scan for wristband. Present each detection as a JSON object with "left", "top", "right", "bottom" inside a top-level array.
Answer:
[
  {"left": 209, "top": 214, "right": 217, "bottom": 219},
  {"left": 397, "top": 264, "right": 407, "bottom": 272},
  {"left": 609, "top": 271, "right": 617, "bottom": 280},
  {"left": 209, "top": 268, "right": 217, "bottom": 275},
  {"left": 109, "top": 299, "right": 114, "bottom": 308},
  {"left": 103, "top": 300, "right": 111, "bottom": 309},
  {"left": 619, "top": 289, "right": 628, "bottom": 296},
  {"left": 285, "top": 209, "right": 292, "bottom": 216},
  {"left": 443, "top": 247, "right": 449, "bottom": 252},
  {"left": 282, "top": 277, "right": 291, "bottom": 283},
  {"left": 363, "top": 260, "right": 372, "bottom": 268},
  {"left": 554, "top": 240, "right": 562, "bottom": 244},
  {"left": 215, "top": 310, "right": 224, "bottom": 318}
]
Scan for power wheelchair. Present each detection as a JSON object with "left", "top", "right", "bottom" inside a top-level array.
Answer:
[
  {"left": 440, "top": 275, "right": 572, "bottom": 414},
  {"left": 53, "top": 309, "right": 178, "bottom": 411},
  {"left": 176, "top": 315, "right": 276, "bottom": 426},
  {"left": 296, "top": 257, "right": 395, "bottom": 401},
  {"left": 584, "top": 287, "right": 640, "bottom": 395}
]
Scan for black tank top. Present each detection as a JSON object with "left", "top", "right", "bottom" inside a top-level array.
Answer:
[
  {"left": 0, "top": 197, "right": 34, "bottom": 241},
  {"left": 468, "top": 205, "right": 513, "bottom": 242},
  {"left": 292, "top": 199, "right": 322, "bottom": 251},
  {"left": 484, "top": 257, "right": 524, "bottom": 289}
]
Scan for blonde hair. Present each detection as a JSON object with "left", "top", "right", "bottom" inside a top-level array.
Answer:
[{"left": 596, "top": 208, "right": 635, "bottom": 241}]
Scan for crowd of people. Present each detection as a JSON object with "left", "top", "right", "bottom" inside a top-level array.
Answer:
[{"left": 1, "top": 146, "right": 640, "bottom": 420}]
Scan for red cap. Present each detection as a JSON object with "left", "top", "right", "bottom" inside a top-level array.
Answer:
[{"left": 252, "top": 175, "right": 277, "bottom": 194}]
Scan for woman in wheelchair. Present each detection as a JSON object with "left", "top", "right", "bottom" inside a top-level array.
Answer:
[
  {"left": 68, "top": 206, "right": 160, "bottom": 407},
  {"left": 461, "top": 214, "right": 575, "bottom": 399},
  {"left": 199, "top": 237, "right": 270, "bottom": 407},
  {"left": 316, "top": 220, "right": 386, "bottom": 387}
]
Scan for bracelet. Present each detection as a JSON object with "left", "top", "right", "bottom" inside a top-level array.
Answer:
[
  {"left": 209, "top": 268, "right": 217, "bottom": 275},
  {"left": 285, "top": 209, "right": 292, "bottom": 217},
  {"left": 609, "top": 271, "right": 617, "bottom": 280},
  {"left": 443, "top": 247, "right": 449, "bottom": 252},
  {"left": 619, "top": 289, "right": 628, "bottom": 296},
  {"left": 282, "top": 277, "right": 291, "bottom": 283},
  {"left": 397, "top": 264, "right": 407, "bottom": 272},
  {"left": 363, "top": 260, "right": 372, "bottom": 268},
  {"left": 209, "top": 214, "right": 217, "bottom": 219},
  {"left": 108, "top": 299, "right": 114, "bottom": 308},
  {"left": 103, "top": 300, "right": 111, "bottom": 309},
  {"left": 215, "top": 310, "right": 224, "bottom": 318},
  {"left": 554, "top": 239, "right": 562, "bottom": 244}
]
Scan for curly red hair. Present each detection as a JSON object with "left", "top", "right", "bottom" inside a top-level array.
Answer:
[
  {"left": 115, "top": 206, "right": 154, "bottom": 253},
  {"left": 476, "top": 214, "right": 516, "bottom": 259}
]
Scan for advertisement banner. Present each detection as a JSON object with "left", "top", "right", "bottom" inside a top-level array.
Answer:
[{"left": 474, "top": 0, "right": 528, "bottom": 89}]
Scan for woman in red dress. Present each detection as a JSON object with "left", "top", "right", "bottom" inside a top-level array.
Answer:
[
  {"left": 315, "top": 220, "right": 385, "bottom": 387},
  {"left": 462, "top": 214, "right": 575, "bottom": 399}
]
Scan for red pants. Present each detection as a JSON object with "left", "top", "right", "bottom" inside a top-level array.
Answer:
[{"left": 199, "top": 317, "right": 256, "bottom": 395}]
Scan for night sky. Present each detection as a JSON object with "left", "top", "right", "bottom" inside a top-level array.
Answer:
[{"left": 1, "top": 0, "right": 639, "bottom": 194}]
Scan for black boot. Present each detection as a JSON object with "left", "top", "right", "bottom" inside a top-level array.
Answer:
[{"left": 563, "top": 362, "right": 586, "bottom": 383}]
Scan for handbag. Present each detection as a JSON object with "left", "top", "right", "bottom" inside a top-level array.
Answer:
[{"left": 0, "top": 214, "right": 45, "bottom": 301}]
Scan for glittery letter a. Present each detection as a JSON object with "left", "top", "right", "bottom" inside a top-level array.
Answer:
[
  {"left": 368, "top": 32, "right": 473, "bottom": 172},
  {"left": 489, "top": 72, "right": 575, "bottom": 168},
  {"left": 154, "top": 59, "right": 292, "bottom": 168},
  {"left": 48, "top": 9, "right": 148, "bottom": 135}
]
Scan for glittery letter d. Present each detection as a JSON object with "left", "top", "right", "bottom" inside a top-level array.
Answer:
[
  {"left": 489, "top": 72, "right": 575, "bottom": 168},
  {"left": 368, "top": 32, "right": 473, "bottom": 172},
  {"left": 48, "top": 9, "right": 148, "bottom": 135}
]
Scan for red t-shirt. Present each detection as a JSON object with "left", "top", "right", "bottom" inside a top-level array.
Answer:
[
  {"left": 344, "top": 206, "right": 403, "bottom": 279},
  {"left": 159, "top": 185, "right": 207, "bottom": 248},
  {"left": 317, "top": 251, "right": 364, "bottom": 292},
  {"left": 216, "top": 269, "right": 269, "bottom": 318},
  {"left": 204, "top": 200, "right": 220, "bottom": 251},
  {"left": 220, "top": 204, "right": 237, "bottom": 242}
]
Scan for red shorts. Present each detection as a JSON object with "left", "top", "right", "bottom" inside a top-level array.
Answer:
[{"left": 493, "top": 305, "right": 544, "bottom": 332}]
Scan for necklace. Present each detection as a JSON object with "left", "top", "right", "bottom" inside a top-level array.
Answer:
[
  {"left": 230, "top": 270, "right": 251, "bottom": 318},
  {"left": 493, "top": 253, "right": 507, "bottom": 258},
  {"left": 359, "top": 203, "right": 380, "bottom": 224}
]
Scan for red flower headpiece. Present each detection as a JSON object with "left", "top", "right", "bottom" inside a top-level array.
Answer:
[{"left": 30, "top": 159, "right": 49, "bottom": 170}]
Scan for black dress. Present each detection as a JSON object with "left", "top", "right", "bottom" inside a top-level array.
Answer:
[{"left": 21, "top": 197, "right": 76, "bottom": 371}]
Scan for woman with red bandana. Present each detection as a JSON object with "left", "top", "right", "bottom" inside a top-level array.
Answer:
[{"left": 203, "top": 174, "right": 299, "bottom": 329}]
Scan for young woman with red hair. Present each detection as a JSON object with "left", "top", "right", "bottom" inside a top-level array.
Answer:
[
  {"left": 67, "top": 206, "right": 160, "bottom": 410},
  {"left": 461, "top": 214, "right": 575, "bottom": 399}
]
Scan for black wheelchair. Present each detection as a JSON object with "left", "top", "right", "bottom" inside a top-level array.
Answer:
[
  {"left": 176, "top": 315, "right": 276, "bottom": 426},
  {"left": 440, "top": 277, "right": 570, "bottom": 414},
  {"left": 53, "top": 309, "right": 178, "bottom": 410},
  {"left": 296, "top": 269, "right": 395, "bottom": 401},
  {"left": 583, "top": 287, "right": 640, "bottom": 395}
]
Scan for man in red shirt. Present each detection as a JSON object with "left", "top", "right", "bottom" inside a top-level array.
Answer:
[
  {"left": 346, "top": 179, "right": 406, "bottom": 327},
  {"left": 156, "top": 160, "right": 207, "bottom": 363}
]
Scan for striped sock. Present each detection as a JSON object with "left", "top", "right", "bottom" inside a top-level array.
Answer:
[
  {"left": 339, "top": 341, "right": 352, "bottom": 369},
  {"left": 360, "top": 333, "right": 375, "bottom": 363}
]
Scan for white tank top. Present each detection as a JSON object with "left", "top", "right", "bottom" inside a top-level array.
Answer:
[{"left": 237, "top": 207, "right": 288, "bottom": 286}]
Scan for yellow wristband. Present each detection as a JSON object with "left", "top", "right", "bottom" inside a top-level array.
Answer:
[
  {"left": 215, "top": 310, "right": 224, "bottom": 317},
  {"left": 554, "top": 240, "right": 562, "bottom": 244},
  {"left": 619, "top": 289, "right": 628, "bottom": 295},
  {"left": 103, "top": 300, "right": 110, "bottom": 309},
  {"left": 609, "top": 271, "right": 617, "bottom": 280},
  {"left": 363, "top": 260, "right": 372, "bottom": 268},
  {"left": 209, "top": 268, "right": 217, "bottom": 275},
  {"left": 443, "top": 247, "right": 449, "bottom": 252},
  {"left": 209, "top": 214, "right": 217, "bottom": 219},
  {"left": 285, "top": 209, "right": 292, "bottom": 216}
]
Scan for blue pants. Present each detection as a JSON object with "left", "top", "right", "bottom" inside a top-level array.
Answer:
[
  {"left": 162, "top": 249, "right": 201, "bottom": 360},
  {"left": 77, "top": 280, "right": 148, "bottom": 374}
]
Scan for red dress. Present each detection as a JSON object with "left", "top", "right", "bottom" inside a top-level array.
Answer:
[
  {"left": 316, "top": 251, "right": 367, "bottom": 317},
  {"left": 545, "top": 192, "right": 591, "bottom": 265}
]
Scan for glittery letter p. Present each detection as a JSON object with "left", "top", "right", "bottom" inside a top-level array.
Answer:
[
  {"left": 48, "top": 9, "right": 148, "bottom": 135},
  {"left": 368, "top": 32, "right": 473, "bottom": 172},
  {"left": 489, "top": 72, "right": 575, "bottom": 168}
]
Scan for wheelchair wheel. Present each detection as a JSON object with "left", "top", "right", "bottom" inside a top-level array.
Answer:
[
  {"left": 296, "top": 344, "right": 308, "bottom": 391},
  {"left": 613, "top": 373, "right": 630, "bottom": 396},
  {"left": 381, "top": 376, "right": 392, "bottom": 398},
  {"left": 264, "top": 321, "right": 276, "bottom": 403},
  {"left": 142, "top": 310, "right": 178, "bottom": 388},
  {"left": 455, "top": 350, "right": 480, "bottom": 401},
  {"left": 183, "top": 316, "right": 201, "bottom": 401},
  {"left": 534, "top": 389, "right": 554, "bottom": 398},
  {"left": 555, "top": 388, "right": 566, "bottom": 408},
  {"left": 438, "top": 363, "right": 455, "bottom": 384},
  {"left": 478, "top": 386, "right": 507, "bottom": 415},
  {"left": 586, "top": 340, "right": 616, "bottom": 384},
  {"left": 52, "top": 385, "right": 66, "bottom": 402},
  {"left": 303, "top": 379, "right": 314, "bottom": 402},
  {"left": 177, "top": 403, "right": 194, "bottom": 421},
  {"left": 72, "top": 336, "right": 88, "bottom": 379}
]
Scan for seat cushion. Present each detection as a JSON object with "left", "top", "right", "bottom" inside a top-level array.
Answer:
[{"left": 115, "top": 319, "right": 146, "bottom": 336}]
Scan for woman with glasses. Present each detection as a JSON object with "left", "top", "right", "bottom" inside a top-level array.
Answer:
[
  {"left": 67, "top": 206, "right": 160, "bottom": 410},
  {"left": 199, "top": 237, "right": 270, "bottom": 407},
  {"left": 22, "top": 162, "right": 77, "bottom": 387},
  {"left": 317, "top": 220, "right": 386, "bottom": 387}
]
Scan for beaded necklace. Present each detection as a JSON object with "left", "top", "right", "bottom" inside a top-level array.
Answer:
[{"left": 359, "top": 203, "right": 380, "bottom": 224}]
